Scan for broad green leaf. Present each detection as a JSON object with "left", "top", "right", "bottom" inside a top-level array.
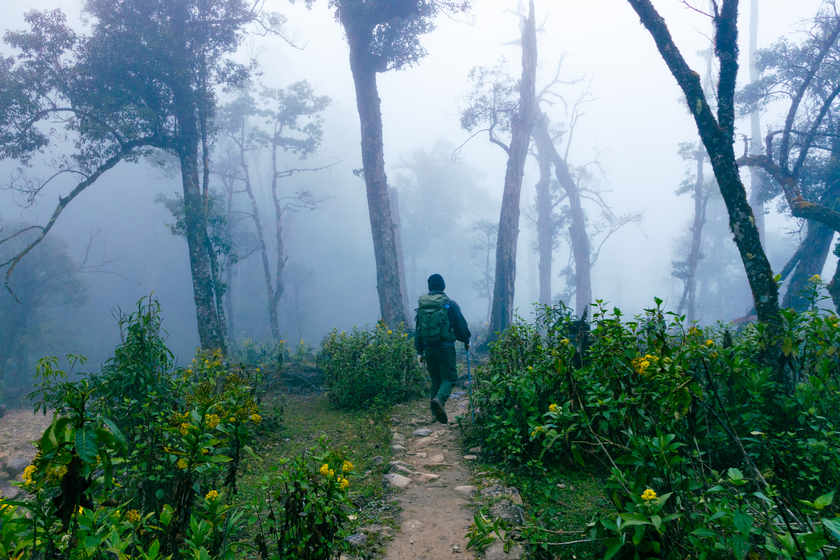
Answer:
[
  {"left": 801, "top": 532, "right": 828, "bottom": 554},
  {"left": 148, "top": 539, "right": 160, "bottom": 559},
  {"left": 727, "top": 468, "right": 744, "bottom": 481},
  {"left": 101, "top": 418, "right": 127, "bottom": 453},
  {"left": 822, "top": 517, "right": 840, "bottom": 540},
  {"left": 160, "top": 504, "right": 173, "bottom": 526},
  {"left": 815, "top": 491, "right": 834, "bottom": 510},
  {"left": 651, "top": 514, "right": 662, "bottom": 532},
  {"left": 603, "top": 538, "right": 623, "bottom": 560},
  {"left": 75, "top": 428, "right": 99, "bottom": 465},
  {"left": 691, "top": 528, "right": 718, "bottom": 538},
  {"left": 733, "top": 511, "right": 753, "bottom": 536}
]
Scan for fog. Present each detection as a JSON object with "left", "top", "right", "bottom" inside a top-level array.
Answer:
[{"left": 0, "top": 0, "right": 832, "bottom": 372}]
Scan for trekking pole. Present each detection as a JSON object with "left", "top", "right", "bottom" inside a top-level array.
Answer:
[{"left": 467, "top": 344, "right": 474, "bottom": 425}]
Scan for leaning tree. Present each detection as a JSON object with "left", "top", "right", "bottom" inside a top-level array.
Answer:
[
  {"left": 737, "top": 2, "right": 840, "bottom": 310},
  {"left": 626, "top": 0, "right": 780, "bottom": 327},
  {"left": 458, "top": 0, "right": 536, "bottom": 340}
]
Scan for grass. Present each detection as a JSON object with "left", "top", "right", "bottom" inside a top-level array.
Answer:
[{"left": 233, "top": 389, "right": 402, "bottom": 558}]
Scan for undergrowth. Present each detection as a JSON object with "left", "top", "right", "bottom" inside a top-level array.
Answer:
[{"left": 467, "top": 278, "right": 840, "bottom": 560}]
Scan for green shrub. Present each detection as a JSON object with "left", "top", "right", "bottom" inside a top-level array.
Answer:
[
  {"left": 230, "top": 337, "right": 290, "bottom": 367},
  {"left": 249, "top": 437, "right": 355, "bottom": 560},
  {"left": 0, "top": 296, "right": 263, "bottom": 560},
  {"left": 471, "top": 288, "right": 840, "bottom": 559},
  {"left": 319, "top": 323, "right": 424, "bottom": 410}
]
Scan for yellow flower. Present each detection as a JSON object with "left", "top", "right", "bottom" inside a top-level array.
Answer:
[
  {"left": 342, "top": 460, "right": 353, "bottom": 472},
  {"left": 339, "top": 478, "right": 349, "bottom": 490},
  {"left": 319, "top": 463, "right": 332, "bottom": 477},
  {"left": 76, "top": 505, "right": 84, "bottom": 515},
  {"left": 205, "top": 414, "right": 220, "bottom": 429},
  {"left": 206, "top": 490, "right": 219, "bottom": 501},
  {"left": 180, "top": 423, "right": 191, "bottom": 436},
  {"left": 23, "top": 465, "right": 36, "bottom": 486},
  {"left": 387, "top": 330, "right": 392, "bottom": 335},
  {"left": 810, "top": 274, "right": 822, "bottom": 283},
  {"left": 560, "top": 338, "right": 570, "bottom": 345},
  {"left": 185, "top": 368, "right": 192, "bottom": 375},
  {"left": 177, "top": 458, "right": 188, "bottom": 469},
  {"left": 548, "top": 403, "right": 558, "bottom": 413},
  {"left": 705, "top": 339, "right": 714, "bottom": 347},
  {"left": 46, "top": 465, "right": 67, "bottom": 482},
  {"left": 229, "top": 417, "right": 236, "bottom": 422},
  {"left": 631, "top": 357, "right": 652, "bottom": 375},
  {"left": 250, "top": 414, "right": 262, "bottom": 424},
  {"left": 124, "top": 509, "right": 141, "bottom": 523},
  {"left": 641, "top": 488, "right": 657, "bottom": 502}
]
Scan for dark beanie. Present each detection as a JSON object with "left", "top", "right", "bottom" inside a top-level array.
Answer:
[{"left": 428, "top": 274, "right": 445, "bottom": 291}]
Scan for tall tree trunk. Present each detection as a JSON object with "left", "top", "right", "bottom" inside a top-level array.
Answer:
[
  {"left": 748, "top": 0, "right": 765, "bottom": 245},
  {"left": 390, "top": 187, "right": 412, "bottom": 321},
  {"left": 784, "top": 220, "right": 833, "bottom": 309},
  {"left": 243, "top": 139, "right": 278, "bottom": 340},
  {"left": 223, "top": 183, "right": 236, "bottom": 344},
  {"left": 532, "top": 111, "right": 554, "bottom": 305},
  {"left": 677, "top": 145, "right": 707, "bottom": 322},
  {"left": 535, "top": 120, "right": 591, "bottom": 317},
  {"left": 202, "top": 135, "right": 228, "bottom": 350},
  {"left": 488, "top": 0, "right": 537, "bottom": 339},
  {"left": 784, "top": 140, "right": 840, "bottom": 308},
  {"left": 345, "top": 36, "right": 409, "bottom": 328},
  {"left": 627, "top": 0, "right": 780, "bottom": 327},
  {"left": 269, "top": 142, "right": 289, "bottom": 338},
  {"left": 170, "top": 2, "right": 226, "bottom": 353},
  {"left": 179, "top": 140, "right": 227, "bottom": 352}
]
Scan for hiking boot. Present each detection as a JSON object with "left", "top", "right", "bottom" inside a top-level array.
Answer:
[{"left": 431, "top": 397, "right": 448, "bottom": 424}]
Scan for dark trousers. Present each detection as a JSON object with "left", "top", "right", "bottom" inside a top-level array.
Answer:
[{"left": 424, "top": 345, "right": 457, "bottom": 406}]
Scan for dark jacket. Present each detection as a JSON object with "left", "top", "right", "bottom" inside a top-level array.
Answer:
[{"left": 414, "top": 290, "right": 471, "bottom": 352}]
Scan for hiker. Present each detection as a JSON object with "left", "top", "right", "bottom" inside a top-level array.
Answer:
[{"left": 415, "top": 273, "right": 471, "bottom": 424}]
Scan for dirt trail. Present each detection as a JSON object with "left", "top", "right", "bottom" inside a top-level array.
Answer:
[{"left": 384, "top": 393, "right": 477, "bottom": 559}]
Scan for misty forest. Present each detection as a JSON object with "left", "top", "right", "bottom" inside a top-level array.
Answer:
[{"left": 1, "top": 0, "right": 840, "bottom": 558}]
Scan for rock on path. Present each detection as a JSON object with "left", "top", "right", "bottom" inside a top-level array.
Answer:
[
  {"left": 0, "top": 408, "right": 50, "bottom": 490},
  {"left": 384, "top": 395, "right": 475, "bottom": 560}
]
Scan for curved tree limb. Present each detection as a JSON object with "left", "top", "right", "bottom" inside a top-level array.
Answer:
[
  {"left": 0, "top": 142, "right": 144, "bottom": 302},
  {"left": 738, "top": 154, "right": 840, "bottom": 232}
]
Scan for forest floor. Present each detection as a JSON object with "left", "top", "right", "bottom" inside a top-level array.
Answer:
[
  {"left": 382, "top": 392, "right": 483, "bottom": 559},
  {"left": 0, "top": 407, "right": 49, "bottom": 498},
  {"left": 242, "top": 385, "right": 538, "bottom": 560},
  {"left": 0, "top": 376, "right": 607, "bottom": 559}
]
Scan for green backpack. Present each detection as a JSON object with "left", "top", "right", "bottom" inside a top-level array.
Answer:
[{"left": 417, "top": 294, "right": 456, "bottom": 344}]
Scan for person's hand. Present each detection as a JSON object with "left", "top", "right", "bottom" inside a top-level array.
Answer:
[
  {"left": 418, "top": 354, "right": 425, "bottom": 365},
  {"left": 465, "top": 341, "right": 470, "bottom": 352}
]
